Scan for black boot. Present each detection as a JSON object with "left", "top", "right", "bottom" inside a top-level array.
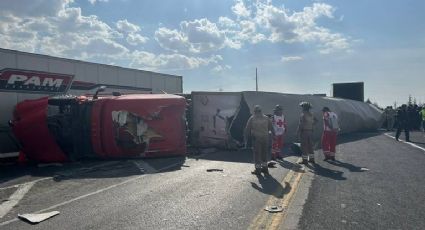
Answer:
[
  {"left": 262, "top": 166, "right": 270, "bottom": 175},
  {"left": 251, "top": 168, "right": 261, "bottom": 175},
  {"left": 299, "top": 159, "right": 308, "bottom": 164}
]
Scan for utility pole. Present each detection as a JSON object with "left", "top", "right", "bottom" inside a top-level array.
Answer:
[{"left": 255, "top": 67, "right": 258, "bottom": 91}]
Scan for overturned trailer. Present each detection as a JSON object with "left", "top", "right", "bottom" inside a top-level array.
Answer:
[{"left": 191, "top": 91, "right": 383, "bottom": 149}]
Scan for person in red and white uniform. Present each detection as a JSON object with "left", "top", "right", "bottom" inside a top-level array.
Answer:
[
  {"left": 271, "top": 105, "right": 287, "bottom": 160},
  {"left": 322, "top": 107, "right": 339, "bottom": 161}
]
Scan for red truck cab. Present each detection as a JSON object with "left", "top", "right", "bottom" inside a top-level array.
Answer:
[{"left": 11, "top": 94, "right": 187, "bottom": 163}]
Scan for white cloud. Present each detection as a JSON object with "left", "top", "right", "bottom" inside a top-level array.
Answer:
[
  {"left": 0, "top": 0, "right": 352, "bottom": 73},
  {"left": 232, "top": 0, "right": 251, "bottom": 18},
  {"left": 116, "top": 19, "right": 140, "bottom": 33},
  {"left": 252, "top": 1, "right": 350, "bottom": 53},
  {"left": 155, "top": 27, "right": 190, "bottom": 52},
  {"left": 130, "top": 51, "right": 222, "bottom": 70},
  {"left": 0, "top": 0, "right": 72, "bottom": 17},
  {"left": 218, "top": 17, "right": 238, "bottom": 29},
  {"left": 155, "top": 18, "right": 228, "bottom": 53},
  {"left": 281, "top": 56, "right": 303, "bottom": 62},
  {"left": 212, "top": 64, "right": 231, "bottom": 73},
  {"left": 115, "top": 19, "right": 148, "bottom": 46},
  {"left": 126, "top": 33, "right": 148, "bottom": 46},
  {"left": 88, "top": 0, "right": 109, "bottom": 5}
]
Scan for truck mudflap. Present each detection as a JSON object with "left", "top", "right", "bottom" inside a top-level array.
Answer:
[{"left": 11, "top": 97, "right": 68, "bottom": 163}]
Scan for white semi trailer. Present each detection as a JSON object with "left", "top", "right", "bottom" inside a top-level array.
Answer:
[{"left": 0, "top": 48, "right": 183, "bottom": 155}]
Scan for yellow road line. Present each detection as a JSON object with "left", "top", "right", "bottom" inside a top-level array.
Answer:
[
  {"left": 249, "top": 166, "right": 304, "bottom": 230},
  {"left": 269, "top": 171, "right": 303, "bottom": 229}
]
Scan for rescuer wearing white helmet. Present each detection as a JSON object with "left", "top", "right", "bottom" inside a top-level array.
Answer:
[{"left": 297, "top": 102, "right": 318, "bottom": 164}]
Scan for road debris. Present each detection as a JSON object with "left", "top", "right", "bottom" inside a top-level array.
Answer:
[
  {"left": 267, "top": 161, "right": 277, "bottom": 168},
  {"left": 206, "top": 169, "right": 223, "bottom": 172},
  {"left": 264, "top": 205, "right": 283, "bottom": 213},
  {"left": 18, "top": 211, "right": 60, "bottom": 224},
  {"left": 360, "top": 167, "right": 370, "bottom": 171}
]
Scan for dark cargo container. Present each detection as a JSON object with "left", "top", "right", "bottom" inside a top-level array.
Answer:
[{"left": 332, "top": 82, "right": 364, "bottom": 102}]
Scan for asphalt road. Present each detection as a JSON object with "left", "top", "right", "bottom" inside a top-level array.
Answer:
[
  {"left": 0, "top": 147, "right": 301, "bottom": 230},
  {"left": 1, "top": 131, "right": 424, "bottom": 229},
  {"left": 295, "top": 131, "right": 425, "bottom": 230}
]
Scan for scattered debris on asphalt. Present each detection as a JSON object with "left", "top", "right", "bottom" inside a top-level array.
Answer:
[
  {"left": 264, "top": 205, "right": 283, "bottom": 213},
  {"left": 18, "top": 211, "right": 60, "bottom": 224},
  {"left": 206, "top": 169, "right": 223, "bottom": 172},
  {"left": 267, "top": 161, "right": 277, "bottom": 168}
]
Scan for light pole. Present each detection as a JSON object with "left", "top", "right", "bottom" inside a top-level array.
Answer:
[{"left": 255, "top": 67, "right": 258, "bottom": 91}]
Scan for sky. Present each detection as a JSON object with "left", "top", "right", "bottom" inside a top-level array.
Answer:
[{"left": 0, "top": 0, "right": 424, "bottom": 107}]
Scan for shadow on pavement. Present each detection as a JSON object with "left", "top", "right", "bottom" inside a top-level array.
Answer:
[
  {"left": 187, "top": 149, "right": 252, "bottom": 164},
  {"left": 326, "top": 160, "right": 366, "bottom": 172},
  {"left": 275, "top": 158, "right": 304, "bottom": 173},
  {"left": 0, "top": 156, "right": 186, "bottom": 186},
  {"left": 336, "top": 131, "right": 383, "bottom": 145},
  {"left": 250, "top": 174, "right": 289, "bottom": 198},
  {"left": 306, "top": 163, "right": 347, "bottom": 181}
]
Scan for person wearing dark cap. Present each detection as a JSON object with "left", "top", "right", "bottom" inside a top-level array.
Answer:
[
  {"left": 244, "top": 105, "right": 275, "bottom": 175},
  {"left": 271, "top": 104, "right": 287, "bottom": 160},
  {"left": 322, "top": 107, "right": 339, "bottom": 161},
  {"left": 297, "top": 102, "right": 318, "bottom": 164},
  {"left": 395, "top": 104, "right": 410, "bottom": 142}
]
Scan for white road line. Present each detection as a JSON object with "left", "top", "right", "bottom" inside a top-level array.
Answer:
[
  {"left": 132, "top": 160, "right": 158, "bottom": 174},
  {"left": 384, "top": 133, "right": 425, "bottom": 153},
  {"left": 0, "top": 182, "right": 35, "bottom": 218},
  {"left": 0, "top": 159, "right": 185, "bottom": 226},
  {"left": 0, "top": 161, "right": 118, "bottom": 191},
  {"left": 0, "top": 152, "right": 19, "bottom": 159}
]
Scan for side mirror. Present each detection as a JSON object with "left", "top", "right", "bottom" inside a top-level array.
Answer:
[{"left": 93, "top": 86, "right": 106, "bottom": 99}]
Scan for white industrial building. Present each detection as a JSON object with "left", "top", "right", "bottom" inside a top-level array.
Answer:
[{"left": 0, "top": 48, "right": 183, "bottom": 155}]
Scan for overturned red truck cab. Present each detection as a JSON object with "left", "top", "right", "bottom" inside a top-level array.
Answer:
[{"left": 11, "top": 94, "right": 187, "bottom": 163}]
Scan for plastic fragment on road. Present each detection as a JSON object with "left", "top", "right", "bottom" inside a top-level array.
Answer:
[
  {"left": 206, "top": 169, "right": 223, "bottom": 172},
  {"left": 264, "top": 205, "right": 283, "bottom": 213},
  {"left": 18, "top": 211, "right": 60, "bottom": 224},
  {"left": 360, "top": 167, "right": 370, "bottom": 171}
]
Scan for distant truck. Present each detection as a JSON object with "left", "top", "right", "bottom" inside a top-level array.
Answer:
[{"left": 10, "top": 92, "right": 187, "bottom": 163}]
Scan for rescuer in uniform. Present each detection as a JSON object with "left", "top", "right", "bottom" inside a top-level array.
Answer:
[
  {"left": 244, "top": 105, "right": 274, "bottom": 175},
  {"left": 384, "top": 106, "right": 396, "bottom": 131},
  {"left": 420, "top": 106, "right": 425, "bottom": 132},
  {"left": 271, "top": 104, "right": 287, "bottom": 160},
  {"left": 395, "top": 104, "right": 410, "bottom": 142},
  {"left": 297, "top": 102, "right": 317, "bottom": 164},
  {"left": 321, "top": 107, "right": 339, "bottom": 161}
]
